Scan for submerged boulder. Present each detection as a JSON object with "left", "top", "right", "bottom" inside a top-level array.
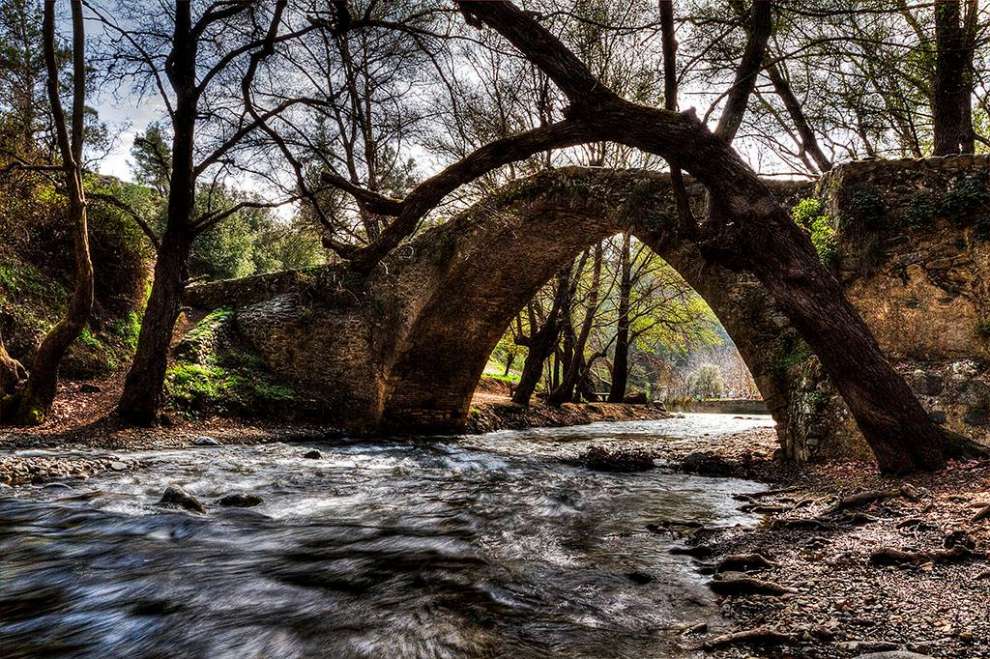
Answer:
[
  {"left": 158, "top": 485, "right": 206, "bottom": 514},
  {"left": 218, "top": 493, "right": 263, "bottom": 508}
]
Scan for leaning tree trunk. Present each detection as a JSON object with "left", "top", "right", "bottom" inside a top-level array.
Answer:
[
  {"left": 118, "top": 9, "right": 199, "bottom": 425},
  {"left": 607, "top": 233, "right": 632, "bottom": 403},
  {"left": 117, "top": 232, "right": 191, "bottom": 423},
  {"left": 11, "top": 0, "right": 93, "bottom": 425}
]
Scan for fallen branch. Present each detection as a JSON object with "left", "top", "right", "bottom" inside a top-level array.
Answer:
[
  {"left": 709, "top": 574, "right": 794, "bottom": 596},
  {"left": 869, "top": 545, "right": 977, "bottom": 567},
  {"left": 702, "top": 627, "right": 794, "bottom": 649},
  {"left": 972, "top": 504, "right": 990, "bottom": 522}
]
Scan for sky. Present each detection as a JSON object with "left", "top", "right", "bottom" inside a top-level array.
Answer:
[{"left": 92, "top": 91, "right": 166, "bottom": 182}]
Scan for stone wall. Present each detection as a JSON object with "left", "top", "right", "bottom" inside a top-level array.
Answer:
[{"left": 782, "top": 155, "right": 990, "bottom": 460}]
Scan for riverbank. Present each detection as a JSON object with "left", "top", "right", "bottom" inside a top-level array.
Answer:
[{"left": 649, "top": 428, "right": 990, "bottom": 658}]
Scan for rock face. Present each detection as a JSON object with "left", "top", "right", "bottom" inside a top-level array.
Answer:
[
  {"left": 184, "top": 157, "right": 990, "bottom": 462},
  {"left": 782, "top": 155, "right": 990, "bottom": 460}
]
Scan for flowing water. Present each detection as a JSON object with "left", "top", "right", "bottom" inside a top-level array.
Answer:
[{"left": 0, "top": 413, "right": 774, "bottom": 658}]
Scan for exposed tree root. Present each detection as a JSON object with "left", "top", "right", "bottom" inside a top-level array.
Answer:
[
  {"left": 716, "top": 553, "right": 776, "bottom": 573},
  {"left": 972, "top": 504, "right": 990, "bottom": 523},
  {"left": 702, "top": 626, "right": 794, "bottom": 649},
  {"left": 709, "top": 574, "right": 794, "bottom": 596},
  {"left": 869, "top": 545, "right": 980, "bottom": 567}
]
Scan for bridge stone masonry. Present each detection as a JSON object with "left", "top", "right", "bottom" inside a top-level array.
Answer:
[{"left": 184, "top": 156, "right": 990, "bottom": 462}]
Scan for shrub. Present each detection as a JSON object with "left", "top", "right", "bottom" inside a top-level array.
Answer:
[
  {"left": 791, "top": 198, "right": 838, "bottom": 266},
  {"left": 686, "top": 363, "right": 725, "bottom": 400}
]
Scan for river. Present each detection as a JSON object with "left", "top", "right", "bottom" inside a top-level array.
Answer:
[{"left": 0, "top": 413, "right": 774, "bottom": 658}]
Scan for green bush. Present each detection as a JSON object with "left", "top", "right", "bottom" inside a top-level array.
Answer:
[
  {"left": 686, "top": 363, "right": 724, "bottom": 400},
  {"left": 791, "top": 198, "right": 838, "bottom": 266}
]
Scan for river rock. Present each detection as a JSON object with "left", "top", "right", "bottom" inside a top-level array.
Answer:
[
  {"left": 680, "top": 451, "right": 736, "bottom": 476},
  {"left": 159, "top": 485, "right": 206, "bottom": 514},
  {"left": 218, "top": 493, "right": 263, "bottom": 507},
  {"left": 303, "top": 450, "right": 322, "bottom": 459},
  {"left": 853, "top": 652, "right": 933, "bottom": 659},
  {"left": 625, "top": 571, "right": 654, "bottom": 584},
  {"left": 192, "top": 436, "right": 221, "bottom": 447}
]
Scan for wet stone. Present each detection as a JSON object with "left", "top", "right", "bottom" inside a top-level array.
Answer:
[
  {"left": 158, "top": 485, "right": 206, "bottom": 514},
  {"left": 218, "top": 493, "right": 263, "bottom": 508}
]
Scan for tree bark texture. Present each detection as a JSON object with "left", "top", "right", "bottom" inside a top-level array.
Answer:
[{"left": 607, "top": 233, "right": 632, "bottom": 403}]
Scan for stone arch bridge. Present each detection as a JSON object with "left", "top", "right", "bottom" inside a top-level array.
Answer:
[{"left": 186, "top": 158, "right": 990, "bottom": 461}]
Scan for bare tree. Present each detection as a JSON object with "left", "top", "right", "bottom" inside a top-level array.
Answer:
[
  {"left": 86, "top": 0, "right": 322, "bottom": 423},
  {"left": 1, "top": 0, "right": 93, "bottom": 425}
]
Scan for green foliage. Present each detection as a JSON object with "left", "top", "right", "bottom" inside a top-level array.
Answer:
[
  {"left": 905, "top": 192, "right": 937, "bottom": 228},
  {"left": 791, "top": 198, "right": 838, "bottom": 266},
  {"left": 686, "top": 363, "right": 724, "bottom": 400},
  {"left": 939, "top": 175, "right": 990, "bottom": 220},
  {"left": 109, "top": 312, "right": 142, "bottom": 351},
  {"left": 165, "top": 362, "right": 296, "bottom": 414},
  {"left": 483, "top": 371, "right": 521, "bottom": 385},
  {"left": 166, "top": 308, "right": 302, "bottom": 417},
  {"left": 78, "top": 327, "right": 101, "bottom": 350},
  {"left": 773, "top": 338, "right": 812, "bottom": 377},
  {"left": 129, "top": 126, "right": 326, "bottom": 283},
  {"left": 845, "top": 186, "right": 886, "bottom": 230}
]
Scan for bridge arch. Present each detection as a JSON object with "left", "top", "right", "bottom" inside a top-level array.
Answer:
[{"left": 380, "top": 168, "right": 806, "bottom": 436}]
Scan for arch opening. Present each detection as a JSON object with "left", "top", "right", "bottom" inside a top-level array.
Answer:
[{"left": 379, "top": 169, "right": 801, "bottom": 444}]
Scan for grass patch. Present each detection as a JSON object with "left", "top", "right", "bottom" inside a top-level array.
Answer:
[
  {"left": 165, "top": 361, "right": 298, "bottom": 416},
  {"left": 166, "top": 308, "right": 303, "bottom": 417},
  {"left": 483, "top": 371, "right": 521, "bottom": 385}
]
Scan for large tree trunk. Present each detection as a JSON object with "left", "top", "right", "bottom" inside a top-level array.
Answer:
[
  {"left": 117, "top": 227, "right": 191, "bottom": 424},
  {"left": 607, "top": 233, "right": 632, "bottom": 403},
  {"left": 118, "top": 3, "right": 198, "bottom": 424},
  {"left": 932, "top": 0, "right": 969, "bottom": 155},
  {"left": 10, "top": 0, "right": 93, "bottom": 425}
]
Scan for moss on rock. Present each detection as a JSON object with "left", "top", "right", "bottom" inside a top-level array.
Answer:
[{"left": 166, "top": 308, "right": 314, "bottom": 418}]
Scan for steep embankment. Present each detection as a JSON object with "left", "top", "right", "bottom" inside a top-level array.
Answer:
[{"left": 0, "top": 179, "right": 150, "bottom": 387}]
